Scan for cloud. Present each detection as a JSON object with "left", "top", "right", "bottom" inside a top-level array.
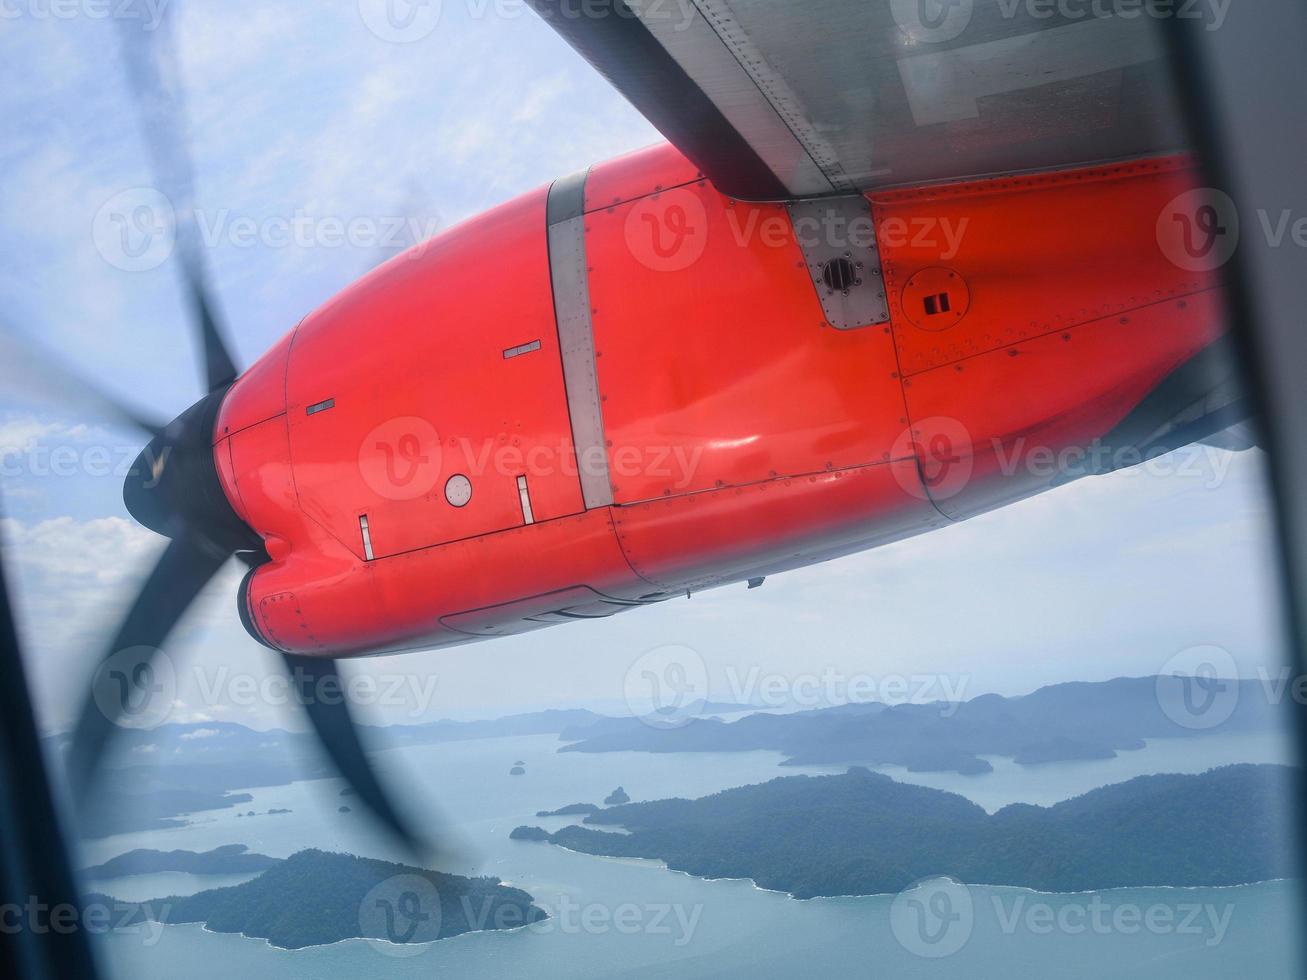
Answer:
[{"left": 178, "top": 727, "right": 223, "bottom": 741}]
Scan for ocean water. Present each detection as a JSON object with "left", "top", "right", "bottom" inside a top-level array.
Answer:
[{"left": 88, "top": 730, "right": 1303, "bottom": 979}]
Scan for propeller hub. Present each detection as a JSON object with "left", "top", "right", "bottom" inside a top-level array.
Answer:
[{"left": 123, "top": 387, "right": 261, "bottom": 556}]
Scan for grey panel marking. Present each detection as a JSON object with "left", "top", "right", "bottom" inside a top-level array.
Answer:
[
  {"left": 898, "top": 16, "right": 1161, "bottom": 127},
  {"left": 306, "top": 397, "right": 334, "bottom": 415},
  {"left": 503, "top": 339, "right": 542, "bottom": 359},
  {"left": 546, "top": 175, "right": 613, "bottom": 509},
  {"left": 787, "top": 196, "right": 889, "bottom": 330},
  {"left": 631, "top": 0, "right": 835, "bottom": 197}
]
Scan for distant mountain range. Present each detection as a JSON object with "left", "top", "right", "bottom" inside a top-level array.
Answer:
[
  {"left": 64, "top": 676, "right": 1287, "bottom": 837},
  {"left": 83, "top": 844, "right": 278, "bottom": 879},
  {"left": 512, "top": 764, "right": 1297, "bottom": 899},
  {"left": 88, "top": 849, "right": 546, "bottom": 950},
  {"left": 556, "top": 677, "right": 1290, "bottom": 774}
]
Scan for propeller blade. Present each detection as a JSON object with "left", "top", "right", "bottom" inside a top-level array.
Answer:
[
  {"left": 0, "top": 329, "right": 166, "bottom": 436},
  {"left": 282, "top": 653, "right": 423, "bottom": 852},
  {"left": 116, "top": 11, "right": 239, "bottom": 394},
  {"left": 66, "top": 535, "right": 229, "bottom": 803}
]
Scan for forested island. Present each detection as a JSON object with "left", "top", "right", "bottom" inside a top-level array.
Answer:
[
  {"left": 513, "top": 764, "right": 1296, "bottom": 899},
  {"left": 93, "top": 849, "right": 546, "bottom": 949},
  {"left": 536, "top": 803, "right": 600, "bottom": 817},
  {"left": 83, "top": 845, "right": 277, "bottom": 879},
  {"left": 556, "top": 677, "right": 1289, "bottom": 775}
]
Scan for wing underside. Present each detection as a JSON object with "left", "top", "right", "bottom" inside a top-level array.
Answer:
[{"left": 531, "top": 0, "right": 1188, "bottom": 199}]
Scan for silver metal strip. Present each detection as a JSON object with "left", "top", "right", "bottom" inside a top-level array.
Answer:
[
  {"left": 516, "top": 475, "right": 536, "bottom": 525},
  {"left": 358, "top": 515, "right": 375, "bottom": 561},
  {"left": 547, "top": 173, "right": 614, "bottom": 509}
]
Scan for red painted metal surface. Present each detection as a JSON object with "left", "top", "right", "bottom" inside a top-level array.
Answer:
[
  {"left": 872, "top": 157, "right": 1225, "bottom": 519},
  {"left": 213, "top": 145, "right": 1228, "bottom": 657},
  {"left": 584, "top": 180, "right": 911, "bottom": 504}
]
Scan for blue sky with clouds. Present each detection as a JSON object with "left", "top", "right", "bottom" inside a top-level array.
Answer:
[{"left": 0, "top": 0, "right": 1291, "bottom": 734}]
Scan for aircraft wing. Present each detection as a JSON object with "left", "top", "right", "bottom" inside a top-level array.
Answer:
[{"left": 529, "top": 0, "right": 1189, "bottom": 199}]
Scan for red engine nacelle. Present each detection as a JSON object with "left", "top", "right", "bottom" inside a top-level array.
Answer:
[{"left": 214, "top": 144, "right": 1227, "bottom": 657}]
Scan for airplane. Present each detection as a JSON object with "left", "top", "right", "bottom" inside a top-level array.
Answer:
[{"left": 12, "top": 2, "right": 1263, "bottom": 848}]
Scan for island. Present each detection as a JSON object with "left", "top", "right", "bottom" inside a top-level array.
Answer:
[
  {"left": 100, "top": 849, "right": 547, "bottom": 949},
  {"left": 509, "top": 826, "right": 551, "bottom": 841},
  {"left": 1013, "top": 736, "right": 1118, "bottom": 765},
  {"left": 535, "top": 803, "right": 600, "bottom": 817},
  {"left": 556, "top": 676, "right": 1288, "bottom": 775},
  {"left": 83, "top": 845, "right": 277, "bottom": 880},
  {"left": 338, "top": 805, "right": 352, "bottom": 813},
  {"left": 603, "top": 787, "right": 630, "bottom": 805},
  {"left": 512, "top": 764, "right": 1295, "bottom": 899},
  {"left": 510, "top": 766, "right": 526, "bottom": 776}
]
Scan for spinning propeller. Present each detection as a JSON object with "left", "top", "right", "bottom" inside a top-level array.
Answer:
[{"left": 6, "top": 10, "right": 425, "bottom": 853}]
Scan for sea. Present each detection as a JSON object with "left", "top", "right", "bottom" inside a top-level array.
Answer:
[{"left": 85, "top": 729, "right": 1303, "bottom": 979}]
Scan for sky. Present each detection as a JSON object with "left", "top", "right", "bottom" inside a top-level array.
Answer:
[{"left": 0, "top": 0, "right": 1291, "bottom": 735}]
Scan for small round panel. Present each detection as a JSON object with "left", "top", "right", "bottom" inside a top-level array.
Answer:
[
  {"left": 444, "top": 474, "right": 472, "bottom": 508},
  {"left": 902, "top": 267, "right": 970, "bottom": 331}
]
